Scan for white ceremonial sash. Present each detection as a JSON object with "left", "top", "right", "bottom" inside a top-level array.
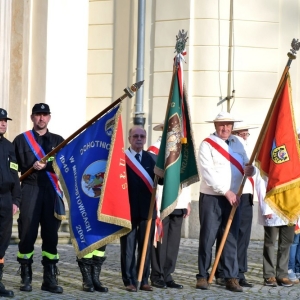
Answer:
[{"left": 125, "top": 149, "right": 154, "bottom": 192}]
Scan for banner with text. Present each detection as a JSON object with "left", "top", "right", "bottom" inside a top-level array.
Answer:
[{"left": 53, "top": 105, "right": 131, "bottom": 258}]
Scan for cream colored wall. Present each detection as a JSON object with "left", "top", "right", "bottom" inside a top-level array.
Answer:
[
  {"left": 87, "top": 0, "right": 148, "bottom": 142},
  {"left": 87, "top": 0, "right": 114, "bottom": 121},
  {"left": 45, "top": 0, "right": 89, "bottom": 136},
  {"left": 7, "top": 0, "right": 88, "bottom": 140},
  {"left": 4, "top": 0, "right": 300, "bottom": 238},
  {"left": 0, "top": 0, "right": 12, "bottom": 114}
]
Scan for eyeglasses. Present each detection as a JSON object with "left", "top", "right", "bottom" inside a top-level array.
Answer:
[
  {"left": 131, "top": 134, "right": 146, "bottom": 139},
  {"left": 237, "top": 133, "right": 250, "bottom": 137}
]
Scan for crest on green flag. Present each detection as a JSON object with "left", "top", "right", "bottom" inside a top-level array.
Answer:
[{"left": 154, "top": 71, "right": 199, "bottom": 220}]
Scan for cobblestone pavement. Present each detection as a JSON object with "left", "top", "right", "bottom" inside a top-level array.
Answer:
[{"left": 2, "top": 239, "right": 300, "bottom": 299}]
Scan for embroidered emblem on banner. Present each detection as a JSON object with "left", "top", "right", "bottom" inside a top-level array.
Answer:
[
  {"left": 165, "top": 114, "right": 181, "bottom": 167},
  {"left": 82, "top": 160, "right": 107, "bottom": 198},
  {"left": 105, "top": 117, "right": 115, "bottom": 136},
  {"left": 272, "top": 145, "right": 290, "bottom": 164}
]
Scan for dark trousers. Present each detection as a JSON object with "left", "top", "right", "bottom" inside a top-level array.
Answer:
[
  {"left": 120, "top": 218, "right": 155, "bottom": 286},
  {"left": 18, "top": 183, "right": 61, "bottom": 256},
  {"left": 196, "top": 193, "right": 240, "bottom": 279},
  {"left": 150, "top": 213, "right": 183, "bottom": 283},
  {"left": 263, "top": 225, "right": 295, "bottom": 279},
  {"left": 216, "top": 193, "right": 253, "bottom": 279},
  {"left": 0, "top": 192, "right": 13, "bottom": 258}
]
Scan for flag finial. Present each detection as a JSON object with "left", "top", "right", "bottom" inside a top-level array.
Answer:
[
  {"left": 288, "top": 38, "right": 300, "bottom": 60},
  {"left": 175, "top": 29, "right": 188, "bottom": 55},
  {"left": 124, "top": 80, "right": 144, "bottom": 98}
]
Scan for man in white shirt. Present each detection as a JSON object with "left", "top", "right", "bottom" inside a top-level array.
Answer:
[
  {"left": 215, "top": 122, "right": 258, "bottom": 287},
  {"left": 195, "top": 112, "right": 255, "bottom": 293}
]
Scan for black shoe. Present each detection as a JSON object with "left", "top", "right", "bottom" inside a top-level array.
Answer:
[
  {"left": 19, "top": 263, "right": 32, "bottom": 292},
  {"left": 215, "top": 278, "right": 226, "bottom": 286},
  {"left": 166, "top": 280, "right": 183, "bottom": 289},
  {"left": 41, "top": 264, "right": 63, "bottom": 294},
  {"left": 0, "top": 282, "right": 14, "bottom": 298},
  {"left": 151, "top": 280, "right": 167, "bottom": 289},
  {"left": 239, "top": 279, "right": 253, "bottom": 287}
]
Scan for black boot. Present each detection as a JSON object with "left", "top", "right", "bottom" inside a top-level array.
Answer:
[
  {"left": 19, "top": 262, "right": 32, "bottom": 292},
  {"left": 0, "top": 264, "right": 14, "bottom": 297},
  {"left": 77, "top": 258, "right": 94, "bottom": 292},
  {"left": 92, "top": 256, "right": 108, "bottom": 292},
  {"left": 41, "top": 263, "right": 63, "bottom": 293}
]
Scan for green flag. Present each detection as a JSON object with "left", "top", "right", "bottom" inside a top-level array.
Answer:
[{"left": 154, "top": 70, "right": 199, "bottom": 220}]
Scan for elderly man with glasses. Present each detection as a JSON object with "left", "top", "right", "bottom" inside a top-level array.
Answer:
[{"left": 120, "top": 126, "right": 157, "bottom": 292}]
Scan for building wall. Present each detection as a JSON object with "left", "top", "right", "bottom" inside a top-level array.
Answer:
[
  {"left": 3, "top": 0, "right": 300, "bottom": 239},
  {"left": 7, "top": 0, "right": 89, "bottom": 140}
]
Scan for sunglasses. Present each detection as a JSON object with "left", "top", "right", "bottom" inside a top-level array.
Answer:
[{"left": 131, "top": 134, "right": 146, "bottom": 139}]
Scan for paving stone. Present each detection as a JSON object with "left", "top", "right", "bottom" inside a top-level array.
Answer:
[{"left": 1, "top": 239, "right": 300, "bottom": 299}]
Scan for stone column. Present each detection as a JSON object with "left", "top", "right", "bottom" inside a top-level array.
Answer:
[{"left": 0, "top": 0, "right": 12, "bottom": 110}]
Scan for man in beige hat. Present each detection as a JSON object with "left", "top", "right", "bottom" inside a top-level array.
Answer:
[
  {"left": 196, "top": 111, "right": 255, "bottom": 293},
  {"left": 215, "top": 121, "right": 258, "bottom": 288},
  {"left": 232, "top": 121, "right": 258, "bottom": 153}
]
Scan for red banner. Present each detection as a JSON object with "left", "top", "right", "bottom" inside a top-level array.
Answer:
[
  {"left": 98, "top": 115, "right": 131, "bottom": 224},
  {"left": 256, "top": 74, "right": 300, "bottom": 222}
]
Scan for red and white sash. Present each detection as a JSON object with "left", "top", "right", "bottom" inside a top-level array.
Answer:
[
  {"left": 23, "top": 130, "right": 63, "bottom": 198},
  {"left": 125, "top": 149, "right": 154, "bottom": 192},
  {"left": 204, "top": 136, "right": 254, "bottom": 189}
]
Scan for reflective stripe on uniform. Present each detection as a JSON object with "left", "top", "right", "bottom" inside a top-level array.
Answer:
[
  {"left": 17, "top": 251, "right": 34, "bottom": 259},
  {"left": 42, "top": 251, "right": 59, "bottom": 260}
]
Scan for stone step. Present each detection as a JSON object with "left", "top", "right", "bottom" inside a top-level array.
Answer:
[{"left": 11, "top": 212, "right": 71, "bottom": 245}]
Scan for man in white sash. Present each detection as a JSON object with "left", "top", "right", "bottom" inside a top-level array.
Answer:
[
  {"left": 215, "top": 122, "right": 258, "bottom": 287},
  {"left": 195, "top": 112, "right": 255, "bottom": 293},
  {"left": 121, "top": 126, "right": 156, "bottom": 292}
]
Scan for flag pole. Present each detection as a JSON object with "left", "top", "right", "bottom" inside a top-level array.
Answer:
[
  {"left": 208, "top": 38, "right": 300, "bottom": 284},
  {"left": 19, "top": 81, "right": 144, "bottom": 181},
  {"left": 136, "top": 175, "right": 158, "bottom": 291},
  {"left": 136, "top": 65, "right": 178, "bottom": 292}
]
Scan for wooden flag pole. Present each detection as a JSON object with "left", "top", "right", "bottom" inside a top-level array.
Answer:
[
  {"left": 136, "top": 175, "right": 158, "bottom": 291},
  {"left": 208, "top": 39, "right": 299, "bottom": 284},
  {"left": 19, "top": 81, "right": 144, "bottom": 181}
]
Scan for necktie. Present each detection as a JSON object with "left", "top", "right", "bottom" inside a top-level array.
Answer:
[
  {"left": 225, "top": 140, "right": 230, "bottom": 145},
  {"left": 135, "top": 153, "right": 141, "bottom": 163}
]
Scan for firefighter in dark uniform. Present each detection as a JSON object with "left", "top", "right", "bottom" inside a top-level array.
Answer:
[
  {"left": 0, "top": 108, "right": 21, "bottom": 298},
  {"left": 13, "top": 103, "right": 65, "bottom": 294}
]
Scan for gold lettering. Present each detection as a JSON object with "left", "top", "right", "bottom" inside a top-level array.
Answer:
[
  {"left": 122, "top": 183, "right": 127, "bottom": 189},
  {"left": 120, "top": 172, "right": 126, "bottom": 179},
  {"left": 119, "top": 158, "right": 126, "bottom": 166}
]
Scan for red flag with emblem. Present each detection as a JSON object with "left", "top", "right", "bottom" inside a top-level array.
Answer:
[{"left": 255, "top": 73, "right": 300, "bottom": 223}]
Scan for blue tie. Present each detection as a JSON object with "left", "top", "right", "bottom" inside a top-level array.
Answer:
[{"left": 135, "top": 153, "right": 141, "bottom": 163}]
